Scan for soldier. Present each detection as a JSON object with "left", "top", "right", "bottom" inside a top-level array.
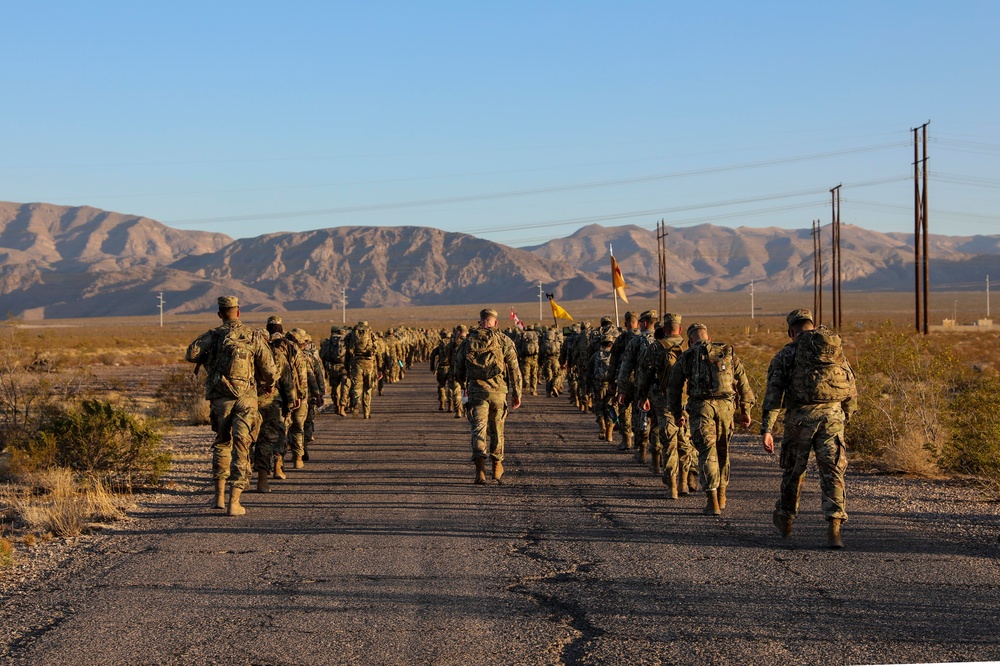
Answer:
[
  {"left": 606, "top": 311, "right": 638, "bottom": 449},
  {"left": 539, "top": 325, "right": 563, "bottom": 397},
  {"left": 573, "top": 321, "right": 594, "bottom": 412},
  {"left": 560, "top": 323, "right": 581, "bottom": 406},
  {"left": 617, "top": 310, "right": 659, "bottom": 463},
  {"left": 446, "top": 325, "right": 469, "bottom": 418},
  {"left": 253, "top": 316, "right": 300, "bottom": 488},
  {"left": 285, "top": 328, "right": 320, "bottom": 468},
  {"left": 320, "top": 325, "right": 351, "bottom": 416},
  {"left": 517, "top": 326, "right": 541, "bottom": 396},
  {"left": 302, "top": 333, "right": 326, "bottom": 458},
  {"left": 762, "top": 309, "right": 858, "bottom": 549},
  {"left": 185, "top": 296, "right": 277, "bottom": 516},
  {"left": 668, "top": 323, "right": 754, "bottom": 516},
  {"left": 429, "top": 329, "right": 453, "bottom": 411},
  {"left": 453, "top": 308, "right": 523, "bottom": 484},
  {"left": 589, "top": 333, "right": 616, "bottom": 441},
  {"left": 636, "top": 314, "right": 697, "bottom": 498},
  {"left": 346, "top": 320, "right": 379, "bottom": 419}
]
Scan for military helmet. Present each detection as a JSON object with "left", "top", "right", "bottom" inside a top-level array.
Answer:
[
  {"left": 600, "top": 315, "right": 613, "bottom": 326},
  {"left": 330, "top": 325, "right": 341, "bottom": 334},
  {"left": 787, "top": 308, "right": 814, "bottom": 327},
  {"left": 286, "top": 328, "right": 308, "bottom": 344}
]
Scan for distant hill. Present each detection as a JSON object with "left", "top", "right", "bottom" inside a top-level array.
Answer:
[{"left": 1, "top": 201, "right": 998, "bottom": 319}]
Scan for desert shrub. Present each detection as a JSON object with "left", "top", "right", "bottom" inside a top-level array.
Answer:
[
  {"left": 0, "top": 536, "right": 13, "bottom": 568},
  {"left": 846, "top": 325, "right": 958, "bottom": 475},
  {"left": 10, "top": 400, "right": 170, "bottom": 487},
  {"left": 154, "top": 368, "right": 210, "bottom": 425},
  {"left": 4, "top": 469, "right": 128, "bottom": 538},
  {"left": 0, "top": 320, "right": 53, "bottom": 447},
  {"left": 942, "top": 375, "right": 1000, "bottom": 485}
]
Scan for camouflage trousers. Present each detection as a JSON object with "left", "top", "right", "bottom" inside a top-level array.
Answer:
[
  {"left": 436, "top": 367, "right": 451, "bottom": 407},
  {"left": 252, "top": 399, "right": 286, "bottom": 472},
  {"left": 775, "top": 405, "right": 849, "bottom": 522},
  {"left": 329, "top": 366, "right": 351, "bottom": 411},
  {"left": 541, "top": 356, "right": 561, "bottom": 395},
  {"left": 617, "top": 384, "right": 635, "bottom": 442},
  {"left": 466, "top": 391, "right": 509, "bottom": 462},
  {"left": 350, "top": 360, "right": 377, "bottom": 417},
  {"left": 209, "top": 395, "right": 259, "bottom": 490},
  {"left": 286, "top": 400, "right": 309, "bottom": 457},
  {"left": 521, "top": 356, "right": 539, "bottom": 395},
  {"left": 687, "top": 397, "right": 736, "bottom": 492},
  {"left": 591, "top": 381, "right": 613, "bottom": 425},
  {"left": 447, "top": 379, "right": 463, "bottom": 413},
  {"left": 649, "top": 395, "right": 697, "bottom": 477}
]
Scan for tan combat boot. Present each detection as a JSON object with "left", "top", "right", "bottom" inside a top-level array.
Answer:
[
  {"left": 703, "top": 489, "right": 721, "bottom": 516},
  {"left": 773, "top": 511, "right": 793, "bottom": 537},
  {"left": 718, "top": 485, "right": 727, "bottom": 510},
  {"left": 273, "top": 457, "right": 286, "bottom": 480},
  {"left": 597, "top": 418, "right": 607, "bottom": 441},
  {"left": 294, "top": 454, "right": 304, "bottom": 469},
  {"left": 688, "top": 470, "right": 699, "bottom": 493},
  {"left": 474, "top": 458, "right": 487, "bottom": 485},
  {"left": 256, "top": 470, "right": 270, "bottom": 493},
  {"left": 649, "top": 451, "right": 661, "bottom": 475},
  {"left": 228, "top": 487, "right": 246, "bottom": 516},
  {"left": 678, "top": 470, "right": 689, "bottom": 496},
  {"left": 605, "top": 421, "right": 615, "bottom": 443},
  {"left": 211, "top": 478, "right": 226, "bottom": 509},
  {"left": 493, "top": 459, "right": 504, "bottom": 482},
  {"left": 666, "top": 469, "right": 678, "bottom": 500},
  {"left": 828, "top": 518, "right": 844, "bottom": 549},
  {"left": 634, "top": 440, "right": 646, "bottom": 465}
]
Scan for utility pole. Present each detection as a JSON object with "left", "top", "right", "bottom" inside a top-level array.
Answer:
[
  {"left": 342, "top": 287, "right": 346, "bottom": 324},
  {"left": 988, "top": 275, "right": 991, "bottom": 318},
  {"left": 913, "top": 121, "right": 930, "bottom": 334},
  {"left": 830, "top": 184, "right": 842, "bottom": 331},
  {"left": 750, "top": 280, "right": 755, "bottom": 319},
  {"left": 157, "top": 292, "right": 165, "bottom": 327},
  {"left": 657, "top": 219, "right": 669, "bottom": 316},
  {"left": 812, "top": 219, "right": 823, "bottom": 326},
  {"left": 538, "top": 281, "right": 544, "bottom": 323}
]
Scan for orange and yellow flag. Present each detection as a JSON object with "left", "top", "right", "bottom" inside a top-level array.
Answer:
[
  {"left": 549, "top": 297, "right": 573, "bottom": 321},
  {"left": 611, "top": 255, "right": 629, "bottom": 303}
]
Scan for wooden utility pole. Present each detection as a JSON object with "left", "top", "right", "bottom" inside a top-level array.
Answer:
[
  {"left": 830, "top": 185, "right": 842, "bottom": 331},
  {"left": 913, "top": 121, "right": 930, "bottom": 334},
  {"left": 812, "top": 219, "right": 823, "bottom": 326},
  {"left": 657, "top": 220, "right": 669, "bottom": 316}
]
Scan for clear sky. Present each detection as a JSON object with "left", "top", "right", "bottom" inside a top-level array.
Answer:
[{"left": 2, "top": 1, "right": 997, "bottom": 247}]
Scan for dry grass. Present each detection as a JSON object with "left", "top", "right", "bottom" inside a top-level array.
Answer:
[{"left": 1, "top": 469, "right": 130, "bottom": 539}]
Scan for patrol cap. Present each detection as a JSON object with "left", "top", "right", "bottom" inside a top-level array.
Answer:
[
  {"left": 456, "top": 324, "right": 469, "bottom": 334},
  {"left": 687, "top": 322, "right": 708, "bottom": 337},
  {"left": 357, "top": 320, "right": 368, "bottom": 327},
  {"left": 286, "top": 328, "right": 308, "bottom": 344},
  {"left": 664, "top": 313, "right": 682, "bottom": 325},
  {"left": 787, "top": 308, "right": 814, "bottom": 327},
  {"left": 218, "top": 296, "right": 239, "bottom": 309},
  {"left": 480, "top": 308, "right": 498, "bottom": 320},
  {"left": 267, "top": 315, "right": 282, "bottom": 325},
  {"left": 600, "top": 315, "right": 613, "bottom": 326},
  {"left": 639, "top": 309, "right": 658, "bottom": 322}
]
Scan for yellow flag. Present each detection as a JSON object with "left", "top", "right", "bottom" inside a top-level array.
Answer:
[
  {"left": 611, "top": 255, "right": 629, "bottom": 303},
  {"left": 550, "top": 298, "right": 573, "bottom": 321}
]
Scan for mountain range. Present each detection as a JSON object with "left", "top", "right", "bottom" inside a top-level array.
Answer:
[{"left": 2, "top": 201, "right": 998, "bottom": 319}]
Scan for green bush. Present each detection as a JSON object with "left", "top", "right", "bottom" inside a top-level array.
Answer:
[
  {"left": 942, "top": 376, "right": 1000, "bottom": 485},
  {"left": 12, "top": 400, "right": 170, "bottom": 487}
]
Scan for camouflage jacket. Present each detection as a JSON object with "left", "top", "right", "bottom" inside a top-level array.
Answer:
[
  {"left": 616, "top": 327, "right": 655, "bottom": 388},
  {"left": 454, "top": 326, "right": 523, "bottom": 400},
  {"left": 185, "top": 319, "right": 277, "bottom": 400},
  {"left": 667, "top": 340, "right": 755, "bottom": 420},
  {"left": 635, "top": 334, "right": 685, "bottom": 402},
  {"left": 261, "top": 334, "right": 299, "bottom": 409},
  {"left": 760, "top": 340, "right": 858, "bottom": 434},
  {"left": 606, "top": 328, "right": 637, "bottom": 383}
]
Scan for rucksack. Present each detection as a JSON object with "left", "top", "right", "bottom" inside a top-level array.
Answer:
[
  {"left": 213, "top": 324, "right": 257, "bottom": 397},
  {"left": 539, "top": 329, "right": 559, "bottom": 357},
  {"left": 688, "top": 341, "right": 736, "bottom": 398},
  {"left": 321, "top": 334, "right": 346, "bottom": 366},
  {"left": 522, "top": 331, "right": 540, "bottom": 356},
  {"left": 654, "top": 339, "right": 684, "bottom": 393},
  {"left": 790, "top": 328, "right": 854, "bottom": 404},
  {"left": 592, "top": 349, "right": 611, "bottom": 383},
  {"left": 352, "top": 326, "right": 376, "bottom": 357},
  {"left": 464, "top": 328, "right": 505, "bottom": 381}
]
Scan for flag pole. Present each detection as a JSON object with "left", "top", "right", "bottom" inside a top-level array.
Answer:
[{"left": 611, "top": 243, "right": 620, "bottom": 327}]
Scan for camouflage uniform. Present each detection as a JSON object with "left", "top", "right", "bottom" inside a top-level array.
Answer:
[
  {"left": 517, "top": 328, "right": 541, "bottom": 396},
  {"left": 454, "top": 319, "right": 523, "bottom": 466},
  {"left": 286, "top": 329, "right": 320, "bottom": 463},
  {"left": 303, "top": 337, "right": 327, "bottom": 445},
  {"left": 346, "top": 321, "right": 379, "bottom": 418},
  {"left": 429, "top": 330, "right": 453, "bottom": 411},
  {"left": 588, "top": 337, "right": 615, "bottom": 440},
  {"left": 606, "top": 315, "right": 638, "bottom": 447},
  {"left": 253, "top": 332, "right": 299, "bottom": 475},
  {"left": 668, "top": 328, "right": 754, "bottom": 497},
  {"left": 617, "top": 313, "right": 658, "bottom": 454},
  {"left": 539, "top": 326, "right": 563, "bottom": 397},
  {"left": 446, "top": 326, "right": 469, "bottom": 417},
  {"left": 762, "top": 325, "right": 858, "bottom": 524},
  {"left": 185, "top": 301, "right": 277, "bottom": 492},
  {"left": 320, "top": 326, "right": 351, "bottom": 416}
]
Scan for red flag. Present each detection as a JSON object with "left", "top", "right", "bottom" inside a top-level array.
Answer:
[{"left": 510, "top": 308, "right": 525, "bottom": 330}]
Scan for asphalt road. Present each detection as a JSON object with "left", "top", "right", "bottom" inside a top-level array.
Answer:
[{"left": 2, "top": 371, "right": 999, "bottom": 665}]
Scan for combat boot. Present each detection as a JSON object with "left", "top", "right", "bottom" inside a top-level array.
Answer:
[
  {"left": 605, "top": 421, "right": 615, "bottom": 443},
  {"left": 718, "top": 484, "right": 727, "bottom": 510},
  {"left": 337, "top": 405, "right": 346, "bottom": 416},
  {"left": 688, "top": 470, "right": 699, "bottom": 493},
  {"left": 678, "top": 470, "right": 689, "bottom": 496},
  {"left": 294, "top": 454, "right": 304, "bottom": 469},
  {"left": 273, "top": 457, "right": 286, "bottom": 480},
  {"left": 227, "top": 487, "right": 246, "bottom": 516},
  {"left": 666, "top": 470, "right": 678, "bottom": 500},
  {"left": 474, "top": 458, "right": 487, "bottom": 485},
  {"left": 211, "top": 478, "right": 226, "bottom": 509},
  {"left": 650, "top": 451, "right": 661, "bottom": 475},
  {"left": 827, "top": 518, "right": 844, "bottom": 549},
  {"left": 773, "top": 511, "right": 793, "bottom": 537},
  {"left": 438, "top": 399, "right": 446, "bottom": 412},
  {"left": 597, "top": 418, "right": 607, "bottom": 441},
  {"left": 256, "top": 470, "right": 270, "bottom": 493},
  {"left": 703, "top": 489, "right": 721, "bottom": 516},
  {"left": 618, "top": 434, "right": 633, "bottom": 451},
  {"left": 634, "top": 440, "right": 646, "bottom": 465},
  {"left": 493, "top": 459, "right": 504, "bottom": 482}
]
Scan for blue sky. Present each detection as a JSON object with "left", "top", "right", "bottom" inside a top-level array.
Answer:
[{"left": 1, "top": 2, "right": 997, "bottom": 246}]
